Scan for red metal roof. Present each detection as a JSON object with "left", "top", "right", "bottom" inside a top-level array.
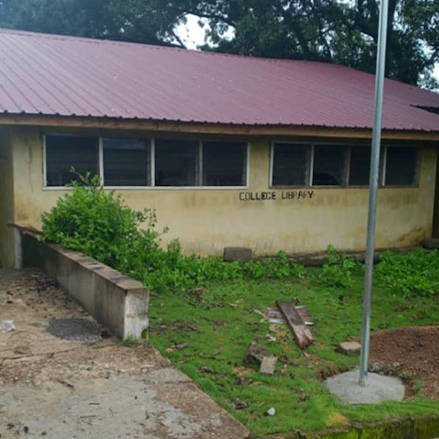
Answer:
[{"left": 0, "top": 28, "right": 438, "bottom": 131}]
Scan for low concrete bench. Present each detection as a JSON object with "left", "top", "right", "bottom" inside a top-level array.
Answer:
[{"left": 13, "top": 226, "right": 149, "bottom": 341}]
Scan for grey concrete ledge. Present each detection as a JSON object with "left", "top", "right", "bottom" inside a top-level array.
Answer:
[
  {"left": 257, "top": 415, "right": 439, "bottom": 439},
  {"left": 17, "top": 229, "right": 149, "bottom": 341}
]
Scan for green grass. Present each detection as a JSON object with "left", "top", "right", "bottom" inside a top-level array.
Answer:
[{"left": 149, "top": 267, "right": 439, "bottom": 435}]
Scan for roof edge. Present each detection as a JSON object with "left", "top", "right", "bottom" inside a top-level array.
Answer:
[{"left": 1, "top": 114, "right": 438, "bottom": 141}]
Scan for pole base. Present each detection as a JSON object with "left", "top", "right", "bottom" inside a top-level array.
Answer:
[{"left": 325, "top": 369, "right": 405, "bottom": 404}]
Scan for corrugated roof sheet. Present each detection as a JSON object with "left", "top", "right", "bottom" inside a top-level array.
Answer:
[{"left": 0, "top": 28, "right": 438, "bottom": 131}]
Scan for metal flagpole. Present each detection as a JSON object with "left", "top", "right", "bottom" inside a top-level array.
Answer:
[{"left": 359, "top": 0, "right": 390, "bottom": 387}]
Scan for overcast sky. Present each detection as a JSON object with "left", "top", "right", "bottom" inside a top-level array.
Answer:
[{"left": 176, "top": 14, "right": 439, "bottom": 86}]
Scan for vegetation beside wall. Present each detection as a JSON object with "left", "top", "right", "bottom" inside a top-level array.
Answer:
[
  {"left": 42, "top": 176, "right": 306, "bottom": 294},
  {"left": 41, "top": 177, "right": 439, "bottom": 435},
  {"left": 42, "top": 175, "right": 439, "bottom": 297}
]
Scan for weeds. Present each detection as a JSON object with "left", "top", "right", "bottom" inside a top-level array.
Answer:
[
  {"left": 41, "top": 175, "right": 305, "bottom": 294},
  {"left": 42, "top": 174, "right": 439, "bottom": 299},
  {"left": 376, "top": 248, "right": 439, "bottom": 297},
  {"left": 319, "top": 245, "right": 358, "bottom": 289}
]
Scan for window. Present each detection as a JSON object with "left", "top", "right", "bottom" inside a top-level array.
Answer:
[
  {"left": 271, "top": 143, "right": 310, "bottom": 186},
  {"left": 384, "top": 146, "right": 418, "bottom": 186},
  {"left": 313, "top": 145, "right": 346, "bottom": 186},
  {"left": 45, "top": 135, "right": 250, "bottom": 189},
  {"left": 270, "top": 142, "right": 408, "bottom": 188},
  {"left": 103, "top": 138, "right": 150, "bottom": 186},
  {"left": 45, "top": 135, "right": 98, "bottom": 187},
  {"left": 155, "top": 139, "right": 199, "bottom": 186},
  {"left": 202, "top": 141, "right": 247, "bottom": 186},
  {"left": 349, "top": 147, "right": 371, "bottom": 186}
]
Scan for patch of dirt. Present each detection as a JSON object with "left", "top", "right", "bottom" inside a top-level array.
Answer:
[
  {"left": 0, "top": 269, "right": 249, "bottom": 439},
  {"left": 0, "top": 268, "right": 168, "bottom": 385},
  {"left": 370, "top": 325, "right": 439, "bottom": 399}
]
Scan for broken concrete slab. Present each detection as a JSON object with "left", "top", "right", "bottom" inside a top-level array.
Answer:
[
  {"left": 1, "top": 375, "right": 249, "bottom": 438},
  {"left": 337, "top": 341, "right": 361, "bottom": 356},
  {"left": 143, "top": 367, "right": 192, "bottom": 384},
  {"left": 223, "top": 247, "right": 253, "bottom": 262},
  {"left": 260, "top": 356, "right": 277, "bottom": 374},
  {"left": 245, "top": 344, "right": 277, "bottom": 375}
]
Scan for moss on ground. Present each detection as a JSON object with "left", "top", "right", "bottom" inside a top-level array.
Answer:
[{"left": 149, "top": 267, "right": 439, "bottom": 436}]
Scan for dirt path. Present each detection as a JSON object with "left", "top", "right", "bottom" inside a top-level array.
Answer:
[
  {"left": 0, "top": 269, "right": 248, "bottom": 439},
  {"left": 370, "top": 325, "right": 439, "bottom": 399}
]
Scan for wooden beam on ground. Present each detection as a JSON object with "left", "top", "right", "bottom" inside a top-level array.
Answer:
[{"left": 276, "top": 301, "right": 313, "bottom": 349}]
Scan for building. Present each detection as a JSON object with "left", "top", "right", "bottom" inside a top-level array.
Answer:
[{"left": 0, "top": 28, "right": 438, "bottom": 267}]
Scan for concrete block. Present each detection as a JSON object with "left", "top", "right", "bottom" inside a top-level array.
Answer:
[
  {"left": 223, "top": 247, "right": 253, "bottom": 262},
  {"left": 21, "top": 232, "right": 149, "bottom": 341},
  {"left": 245, "top": 344, "right": 277, "bottom": 374},
  {"left": 337, "top": 341, "right": 361, "bottom": 356},
  {"left": 260, "top": 356, "right": 277, "bottom": 375}
]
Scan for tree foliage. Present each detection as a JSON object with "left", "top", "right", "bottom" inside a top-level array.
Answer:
[
  {"left": 0, "top": 0, "right": 184, "bottom": 45},
  {"left": 192, "top": 0, "right": 439, "bottom": 87},
  {"left": 0, "top": 0, "right": 437, "bottom": 87}
]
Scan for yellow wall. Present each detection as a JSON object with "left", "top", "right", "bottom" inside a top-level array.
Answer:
[
  {"left": 2, "top": 126, "right": 437, "bottom": 266},
  {"left": 0, "top": 128, "right": 15, "bottom": 267}
]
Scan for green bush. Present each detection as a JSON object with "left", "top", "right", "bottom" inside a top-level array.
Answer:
[
  {"left": 41, "top": 174, "right": 305, "bottom": 293},
  {"left": 376, "top": 248, "right": 439, "bottom": 297},
  {"left": 42, "top": 174, "right": 161, "bottom": 272},
  {"left": 319, "top": 245, "right": 358, "bottom": 289}
]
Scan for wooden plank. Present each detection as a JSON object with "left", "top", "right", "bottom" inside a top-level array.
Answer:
[
  {"left": 276, "top": 300, "right": 313, "bottom": 349},
  {"left": 295, "top": 305, "right": 313, "bottom": 326}
]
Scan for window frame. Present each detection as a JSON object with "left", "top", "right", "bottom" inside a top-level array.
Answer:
[
  {"left": 270, "top": 141, "right": 352, "bottom": 188},
  {"left": 381, "top": 145, "right": 420, "bottom": 188},
  {"left": 101, "top": 137, "right": 152, "bottom": 188},
  {"left": 269, "top": 141, "right": 313, "bottom": 187},
  {"left": 201, "top": 140, "right": 249, "bottom": 188},
  {"left": 43, "top": 134, "right": 250, "bottom": 190},
  {"left": 153, "top": 138, "right": 201, "bottom": 188},
  {"left": 346, "top": 145, "right": 373, "bottom": 188},
  {"left": 43, "top": 133, "right": 100, "bottom": 189},
  {"left": 270, "top": 141, "right": 420, "bottom": 189}
]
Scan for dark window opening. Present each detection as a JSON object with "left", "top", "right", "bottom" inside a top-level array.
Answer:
[
  {"left": 271, "top": 143, "right": 310, "bottom": 186},
  {"left": 385, "top": 147, "right": 418, "bottom": 186},
  {"left": 155, "top": 139, "right": 198, "bottom": 186},
  {"left": 313, "top": 145, "right": 346, "bottom": 186},
  {"left": 202, "top": 141, "right": 247, "bottom": 186},
  {"left": 103, "top": 138, "right": 150, "bottom": 186},
  {"left": 45, "top": 135, "right": 98, "bottom": 187},
  {"left": 349, "top": 147, "right": 371, "bottom": 186}
]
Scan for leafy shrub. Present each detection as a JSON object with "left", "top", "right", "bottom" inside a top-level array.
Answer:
[
  {"left": 319, "top": 245, "right": 358, "bottom": 288},
  {"left": 376, "top": 248, "right": 439, "bottom": 297},
  {"left": 42, "top": 175, "right": 159, "bottom": 269},
  {"left": 42, "top": 175, "right": 305, "bottom": 293}
]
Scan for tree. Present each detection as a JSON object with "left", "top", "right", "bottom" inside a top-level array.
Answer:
[
  {"left": 0, "top": 0, "right": 184, "bottom": 46},
  {"left": 190, "top": 0, "right": 439, "bottom": 87}
]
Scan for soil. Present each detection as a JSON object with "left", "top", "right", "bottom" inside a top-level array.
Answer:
[
  {"left": 0, "top": 269, "right": 248, "bottom": 438},
  {"left": 370, "top": 325, "right": 439, "bottom": 399},
  {"left": 0, "top": 268, "right": 167, "bottom": 385}
]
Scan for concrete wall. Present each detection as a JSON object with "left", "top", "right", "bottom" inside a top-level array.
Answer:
[
  {"left": 2, "top": 126, "right": 438, "bottom": 263},
  {"left": 0, "top": 127, "right": 15, "bottom": 267},
  {"left": 21, "top": 230, "right": 149, "bottom": 340}
]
